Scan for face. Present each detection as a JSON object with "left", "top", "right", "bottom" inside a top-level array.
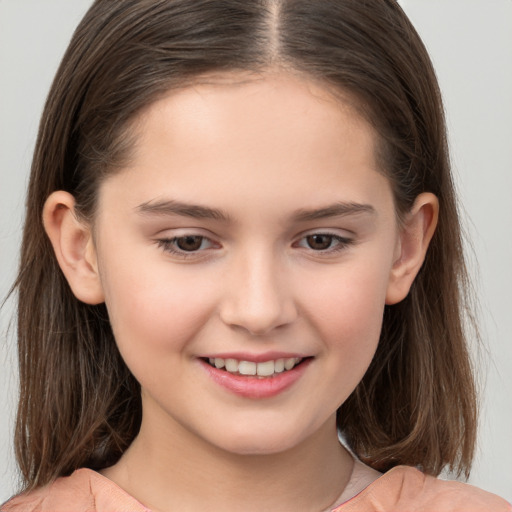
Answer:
[{"left": 91, "top": 73, "right": 402, "bottom": 455}]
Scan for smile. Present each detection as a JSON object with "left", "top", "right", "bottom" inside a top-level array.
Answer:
[
  {"left": 207, "top": 357, "right": 303, "bottom": 377},
  {"left": 200, "top": 355, "right": 312, "bottom": 399}
]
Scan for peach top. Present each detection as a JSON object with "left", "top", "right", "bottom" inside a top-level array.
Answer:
[{"left": 2, "top": 463, "right": 510, "bottom": 512}]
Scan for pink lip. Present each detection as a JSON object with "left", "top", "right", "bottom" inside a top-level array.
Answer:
[{"left": 199, "top": 357, "right": 312, "bottom": 399}]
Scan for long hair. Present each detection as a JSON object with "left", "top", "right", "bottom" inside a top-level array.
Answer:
[{"left": 13, "top": 0, "right": 477, "bottom": 489}]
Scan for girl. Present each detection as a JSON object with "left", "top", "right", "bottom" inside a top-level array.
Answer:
[{"left": 2, "top": 0, "right": 510, "bottom": 510}]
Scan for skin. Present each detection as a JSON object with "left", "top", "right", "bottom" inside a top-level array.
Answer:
[{"left": 44, "top": 72, "right": 438, "bottom": 511}]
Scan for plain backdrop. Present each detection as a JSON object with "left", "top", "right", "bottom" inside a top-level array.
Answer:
[{"left": 1, "top": 0, "right": 511, "bottom": 503}]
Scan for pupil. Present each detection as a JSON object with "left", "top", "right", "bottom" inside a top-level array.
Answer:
[
  {"left": 307, "top": 234, "right": 332, "bottom": 250},
  {"left": 177, "top": 236, "right": 202, "bottom": 251}
]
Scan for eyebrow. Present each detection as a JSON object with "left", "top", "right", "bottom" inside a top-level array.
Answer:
[
  {"left": 136, "top": 199, "right": 232, "bottom": 222},
  {"left": 292, "top": 202, "right": 376, "bottom": 222},
  {"left": 135, "top": 199, "right": 376, "bottom": 222}
]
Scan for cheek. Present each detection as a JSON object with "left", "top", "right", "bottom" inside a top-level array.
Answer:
[
  {"left": 303, "top": 262, "right": 390, "bottom": 339},
  {"left": 296, "top": 257, "right": 392, "bottom": 391},
  {"left": 98, "top": 249, "right": 218, "bottom": 364}
]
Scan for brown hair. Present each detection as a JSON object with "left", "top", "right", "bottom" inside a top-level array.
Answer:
[{"left": 13, "top": 0, "right": 477, "bottom": 490}]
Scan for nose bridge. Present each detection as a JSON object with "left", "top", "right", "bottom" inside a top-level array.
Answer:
[{"left": 220, "top": 243, "right": 296, "bottom": 335}]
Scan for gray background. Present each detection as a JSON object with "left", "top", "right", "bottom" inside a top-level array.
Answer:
[{"left": 1, "top": 0, "right": 511, "bottom": 502}]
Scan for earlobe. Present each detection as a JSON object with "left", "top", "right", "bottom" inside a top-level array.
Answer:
[
  {"left": 385, "top": 192, "right": 439, "bottom": 305},
  {"left": 43, "top": 191, "right": 105, "bottom": 305}
]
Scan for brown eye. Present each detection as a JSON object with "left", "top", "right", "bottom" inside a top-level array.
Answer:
[
  {"left": 306, "top": 234, "right": 335, "bottom": 250},
  {"left": 176, "top": 236, "right": 204, "bottom": 251},
  {"left": 294, "top": 233, "right": 352, "bottom": 254},
  {"left": 157, "top": 235, "right": 218, "bottom": 258}
]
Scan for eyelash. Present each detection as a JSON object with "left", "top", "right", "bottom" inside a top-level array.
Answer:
[
  {"left": 156, "top": 236, "right": 217, "bottom": 259},
  {"left": 156, "top": 233, "right": 353, "bottom": 258},
  {"left": 293, "top": 233, "right": 353, "bottom": 253}
]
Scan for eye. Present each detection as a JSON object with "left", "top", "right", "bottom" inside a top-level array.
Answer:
[
  {"left": 295, "top": 233, "right": 352, "bottom": 252},
  {"left": 157, "top": 235, "right": 217, "bottom": 256},
  {"left": 175, "top": 235, "right": 206, "bottom": 251}
]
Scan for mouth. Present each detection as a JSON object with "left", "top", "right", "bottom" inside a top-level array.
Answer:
[
  {"left": 203, "top": 357, "right": 307, "bottom": 378},
  {"left": 199, "top": 355, "right": 312, "bottom": 398}
]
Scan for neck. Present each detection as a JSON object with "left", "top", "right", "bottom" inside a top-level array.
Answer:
[{"left": 102, "top": 414, "right": 354, "bottom": 512}]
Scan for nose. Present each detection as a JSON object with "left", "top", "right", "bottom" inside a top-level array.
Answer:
[{"left": 219, "top": 249, "right": 298, "bottom": 336}]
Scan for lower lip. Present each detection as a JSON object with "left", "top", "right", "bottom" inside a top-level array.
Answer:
[{"left": 199, "top": 359, "right": 312, "bottom": 399}]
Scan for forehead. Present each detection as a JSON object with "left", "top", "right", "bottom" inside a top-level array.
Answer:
[
  {"left": 97, "top": 71, "right": 392, "bottom": 222},
  {"left": 131, "top": 70, "right": 369, "bottom": 144}
]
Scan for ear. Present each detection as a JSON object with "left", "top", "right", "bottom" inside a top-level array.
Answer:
[
  {"left": 386, "top": 192, "right": 439, "bottom": 305},
  {"left": 43, "top": 191, "right": 105, "bottom": 305}
]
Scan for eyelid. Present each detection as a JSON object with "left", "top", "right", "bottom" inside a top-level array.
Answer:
[
  {"left": 292, "top": 230, "right": 355, "bottom": 253},
  {"left": 156, "top": 233, "right": 221, "bottom": 259},
  {"left": 155, "top": 228, "right": 354, "bottom": 259}
]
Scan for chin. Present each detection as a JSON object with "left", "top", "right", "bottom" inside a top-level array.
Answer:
[{"left": 206, "top": 423, "right": 311, "bottom": 457}]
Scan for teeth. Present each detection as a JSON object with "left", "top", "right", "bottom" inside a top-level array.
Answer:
[
  {"left": 274, "top": 359, "right": 285, "bottom": 373},
  {"left": 238, "top": 361, "right": 257, "bottom": 375},
  {"left": 284, "top": 358, "right": 296, "bottom": 370},
  {"left": 256, "top": 360, "right": 275, "bottom": 376},
  {"left": 225, "top": 358, "right": 238, "bottom": 372},
  {"left": 208, "top": 357, "right": 303, "bottom": 376}
]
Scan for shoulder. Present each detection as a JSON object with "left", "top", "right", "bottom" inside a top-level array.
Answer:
[
  {"left": 337, "top": 465, "right": 511, "bottom": 512},
  {"left": 1, "top": 469, "right": 150, "bottom": 512}
]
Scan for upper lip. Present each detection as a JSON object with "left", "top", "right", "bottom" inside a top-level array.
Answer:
[{"left": 199, "top": 351, "right": 310, "bottom": 363}]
